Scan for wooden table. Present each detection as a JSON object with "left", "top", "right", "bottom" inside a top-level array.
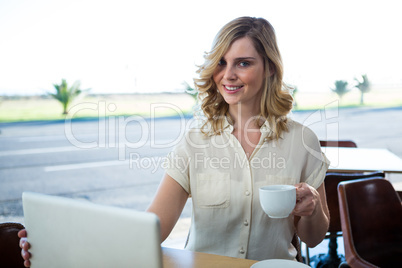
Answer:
[
  {"left": 323, "top": 147, "right": 402, "bottom": 173},
  {"left": 162, "top": 247, "right": 258, "bottom": 268}
]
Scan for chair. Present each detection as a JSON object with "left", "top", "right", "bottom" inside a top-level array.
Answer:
[
  {"left": 0, "top": 222, "right": 25, "bottom": 268},
  {"left": 309, "top": 140, "right": 383, "bottom": 268},
  {"left": 311, "top": 172, "right": 385, "bottom": 267},
  {"left": 338, "top": 178, "right": 402, "bottom": 267},
  {"left": 307, "top": 140, "right": 357, "bottom": 266},
  {"left": 319, "top": 140, "right": 357, "bottom": 148},
  {"left": 397, "top": 190, "right": 402, "bottom": 202},
  {"left": 292, "top": 233, "right": 303, "bottom": 263}
]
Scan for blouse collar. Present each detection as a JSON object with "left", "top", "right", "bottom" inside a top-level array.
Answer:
[{"left": 222, "top": 116, "right": 272, "bottom": 134}]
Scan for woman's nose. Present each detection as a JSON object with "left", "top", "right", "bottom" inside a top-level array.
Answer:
[{"left": 223, "top": 65, "right": 237, "bottom": 80}]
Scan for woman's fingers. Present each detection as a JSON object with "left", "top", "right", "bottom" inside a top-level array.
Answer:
[
  {"left": 294, "top": 183, "right": 319, "bottom": 216},
  {"left": 21, "top": 248, "right": 31, "bottom": 260},
  {"left": 18, "top": 229, "right": 32, "bottom": 266},
  {"left": 24, "top": 259, "right": 31, "bottom": 267},
  {"left": 18, "top": 229, "right": 27, "bottom": 238},
  {"left": 19, "top": 237, "right": 25, "bottom": 249},
  {"left": 18, "top": 229, "right": 29, "bottom": 250},
  {"left": 21, "top": 245, "right": 32, "bottom": 267},
  {"left": 19, "top": 237, "right": 30, "bottom": 251}
]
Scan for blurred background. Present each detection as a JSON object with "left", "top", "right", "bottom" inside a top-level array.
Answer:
[
  {"left": 1, "top": 0, "right": 401, "bottom": 97},
  {"left": 1, "top": 0, "right": 402, "bottom": 265}
]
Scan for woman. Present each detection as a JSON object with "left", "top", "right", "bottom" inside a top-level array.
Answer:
[
  {"left": 146, "top": 16, "right": 330, "bottom": 260},
  {"left": 20, "top": 16, "right": 329, "bottom": 265}
]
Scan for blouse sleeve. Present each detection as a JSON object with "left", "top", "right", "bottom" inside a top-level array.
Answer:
[
  {"left": 299, "top": 126, "right": 331, "bottom": 189},
  {"left": 163, "top": 132, "right": 192, "bottom": 195},
  {"left": 304, "top": 152, "right": 330, "bottom": 189}
]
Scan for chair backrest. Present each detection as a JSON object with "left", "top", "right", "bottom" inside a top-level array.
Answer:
[
  {"left": 321, "top": 139, "right": 363, "bottom": 233},
  {"left": 338, "top": 178, "right": 402, "bottom": 267},
  {"left": 0, "top": 222, "right": 25, "bottom": 268},
  {"left": 291, "top": 233, "right": 303, "bottom": 263},
  {"left": 320, "top": 140, "right": 357, "bottom": 148},
  {"left": 325, "top": 172, "right": 385, "bottom": 233}
]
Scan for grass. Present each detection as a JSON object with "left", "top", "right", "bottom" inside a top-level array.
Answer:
[
  {"left": 293, "top": 87, "right": 402, "bottom": 111},
  {"left": 1, "top": 86, "right": 402, "bottom": 122},
  {"left": 0, "top": 93, "right": 196, "bottom": 122}
]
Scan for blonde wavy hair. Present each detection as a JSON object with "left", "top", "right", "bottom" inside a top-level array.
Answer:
[{"left": 194, "top": 16, "right": 293, "bottom": 140}]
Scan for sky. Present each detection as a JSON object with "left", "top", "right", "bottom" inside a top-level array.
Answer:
[{"left": 0, "top": 0, "right": 401, "bottom": 95}]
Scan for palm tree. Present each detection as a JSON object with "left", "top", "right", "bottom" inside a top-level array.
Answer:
[
  {"left": 331, "top": 80, "right": 350, "bottom": 101},
  {"left": 354, "top": 74, "right": 371, "bottom": 105},
  {"left": 49, "top": 79, "right": 89, "bottom": 114}
]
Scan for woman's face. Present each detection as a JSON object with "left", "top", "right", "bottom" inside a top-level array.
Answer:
[{"left": 213, "top": 37, "right": 265, "bottom": 111}]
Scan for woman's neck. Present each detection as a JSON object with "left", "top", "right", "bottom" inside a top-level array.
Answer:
[{"left": 228, "top": 103, "right": 261, "bottom": 131}]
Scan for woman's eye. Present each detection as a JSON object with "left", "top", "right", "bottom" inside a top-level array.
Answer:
[
  {"left": 218, "top": 59, "right": 226, "bottom": 66},
  {"left": 239, "top": 61, "right": 250, "bottom": 67}
]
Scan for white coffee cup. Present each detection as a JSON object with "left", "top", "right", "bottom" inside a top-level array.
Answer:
[{"left": 259, "top": 185, "right": 296, "bottom": 218}]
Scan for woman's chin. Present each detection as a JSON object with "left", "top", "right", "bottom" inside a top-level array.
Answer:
[{"left": 221, "top": 95, "right": 240, "bottom": 105}]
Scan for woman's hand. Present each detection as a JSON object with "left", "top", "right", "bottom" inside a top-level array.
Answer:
[
  {"left": 293, "top": 182, "right": 320, "bottom": 217},
  {"left": 18, "top": 229, "right": 31, "bottom": 268},
  {"left": 292, "top": 183, "right": 329, "bottom": 247}
]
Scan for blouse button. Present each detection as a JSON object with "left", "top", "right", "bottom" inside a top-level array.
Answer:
[
  {"left": 243, "top": 220, "right": 249, "bottom": 226},
  {"left": 239, "top": 248, "right": 245, "bottom": 254},
  {"left": 245, "top": 191, "right": 250, "bottom": 196}
]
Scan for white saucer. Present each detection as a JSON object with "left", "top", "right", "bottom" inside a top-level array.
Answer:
[{"left": 251, "top": 259, "right": 310, "bottom": 268}]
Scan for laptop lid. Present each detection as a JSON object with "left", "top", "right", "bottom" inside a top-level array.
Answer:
[{"left": 22, "top": 192, "right": 162, "bottom": 268}]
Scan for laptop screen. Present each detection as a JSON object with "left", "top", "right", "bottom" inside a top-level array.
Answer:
[{"left": 22, "top": 192, "right": 162, "bottom": 268}]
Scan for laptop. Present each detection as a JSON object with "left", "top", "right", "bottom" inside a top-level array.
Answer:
[{"left": 22, "top": 192, "right": 163, "bottom": 268}]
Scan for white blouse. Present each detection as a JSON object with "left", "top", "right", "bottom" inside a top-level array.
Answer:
[{"left": 164, "top": 118, "right": 329, "bottom": 261}]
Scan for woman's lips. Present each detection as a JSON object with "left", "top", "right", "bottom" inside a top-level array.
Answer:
[{"left": 223, "top": 85, "right": 243, "bottom": 94}]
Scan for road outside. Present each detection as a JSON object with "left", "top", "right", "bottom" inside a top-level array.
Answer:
[{"left": 1, "top": 106, "right": 402, "bottom": 250}]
